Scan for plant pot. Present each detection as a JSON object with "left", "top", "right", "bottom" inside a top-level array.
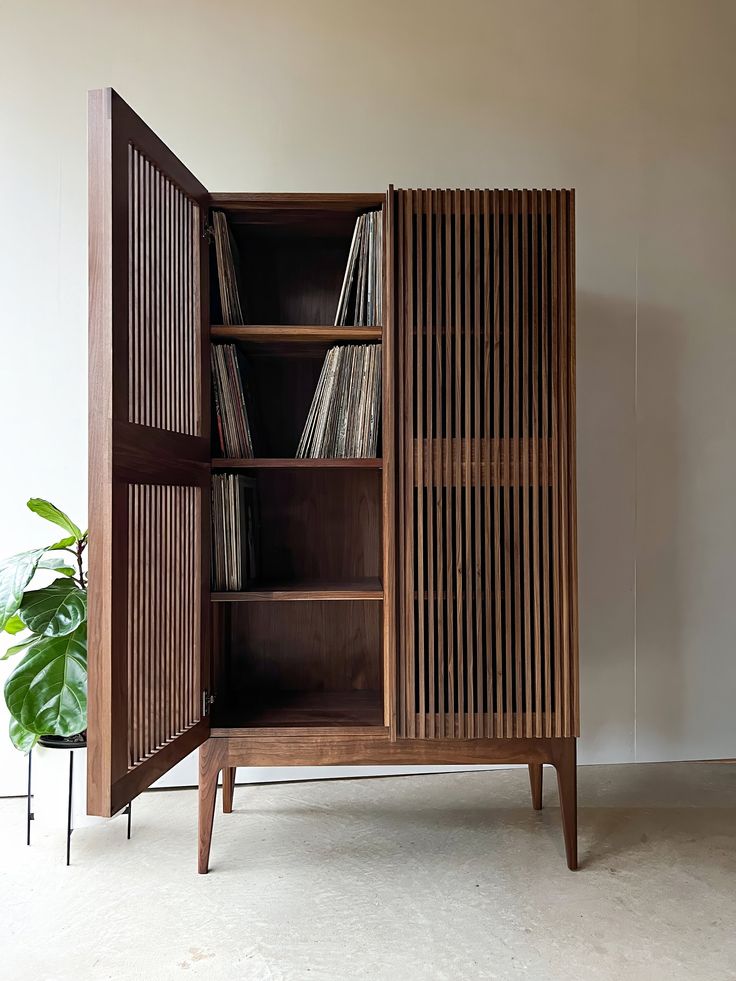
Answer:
[
  {"left": 38, "top": 731, "right": 87, "bottom": 750},
  {"left": 30, "top": 743, "right": 103, "bottom": 831}
]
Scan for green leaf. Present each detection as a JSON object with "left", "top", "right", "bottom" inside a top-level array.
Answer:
[
  {"left": 4, "top": 624, "right": 87, "bottom": 737},
  {"left": 2, "top": 637, "right": 34, "bottom": 660},
  {"left": 27, "top": 499, "right": 83, "bottom": 542},
  {"left": 4, "top": 613, "right": 26, "bottom": 635},
  {"left": 0, "top": 549, "right": 45, "bottom": 632},
  {"left": 47, "top": 536, "right": 76, "bottom": 551},
  {"left": 37, "top": 556, "right": 75, "bottom": 577},
  {"left": 18, "top": 579, "right": 87, "bottom": 638},
  {"left": 9, "top": 717, "right": 38, "bottom": 753}
]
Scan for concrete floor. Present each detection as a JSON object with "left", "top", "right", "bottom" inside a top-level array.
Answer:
[{"left": 1, "top": 762, "right": 734, "bottom": 980}]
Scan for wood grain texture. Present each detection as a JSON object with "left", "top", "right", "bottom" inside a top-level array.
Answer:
[
  {"left": 529, "top": 762, "right": 543, "bottom": 810},
  {"left": 211, "top": 578, "right": 383, "bottom": 602},
  {"left": 392, "top": 189, "right": 578, "bottom": 741},
  {"left": 216, "top": 732, "right": 572, "bottom": 767},
  {"left": 222, "top": 766, "right": 236, "bottom": 813},
  {"left": 227, "top": 600, "right": 382, "bottom": 697},
  {"left": 211, "top": 325, "right": 382, "bottom": 343},
  {"left": 87, "top": 88, "right": 210, "bottom": 818},
  {"left": 211, "top": 458, "right": 382, "bottom": 470}
]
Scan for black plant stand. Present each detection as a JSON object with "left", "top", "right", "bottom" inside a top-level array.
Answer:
[{"left": 26, "top": 736, "right": 131, "bottom": 865}]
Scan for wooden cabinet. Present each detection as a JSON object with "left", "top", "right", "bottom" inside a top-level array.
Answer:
[{"left": 87, "top": 89, "right": 579, "bottom": 873}]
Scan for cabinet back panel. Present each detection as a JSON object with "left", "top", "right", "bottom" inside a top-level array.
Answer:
[
  {"left": 225, "top": 601, "right": 382, "bottom": 693},
  {"left": 210, "top": 205, "right": 383, "bottom": 326},
  {"left": 236, "top": 351, "right": 324, "bottom": 457},
  {"left": 254, "top": 469, "right": 382, "bottom": 582}
]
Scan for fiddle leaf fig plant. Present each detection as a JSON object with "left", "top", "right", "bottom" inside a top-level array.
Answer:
[{"left": 1, "top": 499, "right": 88, "bottom": 752}]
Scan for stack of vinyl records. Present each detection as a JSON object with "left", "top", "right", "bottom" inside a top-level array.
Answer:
[
  {"left": 211, "top": 474, "right": 259, "bottom": 591},
  {"left": 213, "top": 211, "right": 245, "bottom": 324},
  {"left": 296, "top": 344, "right": 381, "bottom": 458},
  {"left": 334, "top": 211, "right": 382, "bottom": 327},
  {"left": 211, "top": 344, "right": 256, "bottom": 458}
]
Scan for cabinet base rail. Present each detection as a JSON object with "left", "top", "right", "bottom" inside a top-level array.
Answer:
[{"left": 197, "top": 734, "right": 578, "bottom": 874}]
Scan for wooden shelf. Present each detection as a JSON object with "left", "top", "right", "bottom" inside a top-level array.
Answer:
[
  {"left": 211, "top": 690, "right": 385, "bottom": 731},
  {"left": 212, "top": 578, "right": 383, "bottom": 602},
  {"left": 211, "top": 325, "right": 382, "bottom": 343},
  {"left": 211, "top": 457, "right": 382, "bottom": 470}
]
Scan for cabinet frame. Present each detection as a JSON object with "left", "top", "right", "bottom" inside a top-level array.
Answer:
[{"left": 87, "top": 88, "right": 578, "bottom": 872}]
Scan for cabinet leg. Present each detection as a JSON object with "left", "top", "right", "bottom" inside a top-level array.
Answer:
[
  {"left": 528, "top": 763, "right": 543, "bottom": 810},
  {"left": 552, "top": 738, "right": 578, "bottom": 870},
  {"left": 222, "top": 766, "right": 236, "bottom": 814},
  {"left": 198, "top": 740, "right": 223, "bottom": 874}
]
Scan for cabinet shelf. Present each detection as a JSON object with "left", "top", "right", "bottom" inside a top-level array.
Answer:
[
  {"left": 211, "top": 324, "right": 382, "bottom": 344},
  {"left": 211, "top": 690, "right": 385, "bottom": 731},
  {"left": 212, "top": 578, "right": 383, "bottom": 602},
  {"left": 211, "top": 457, "right": 382, "bottom": 470}
]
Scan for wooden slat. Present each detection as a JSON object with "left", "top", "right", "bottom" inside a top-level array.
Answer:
[
  {"left": 405, "top": 189, "right": 415, "bottom": 737},
  {"left": 416, "top": 191, "right": 425, "bottom": 738},
  {"left": 531, "top": 190, "right": 542, "bottom": 738},
  {"left": 559, "top": 191, "right": 571, "bottom": 735},
  {"left": 502, "top": 190, "right": 513, "bottom": 737},
  {"left": 482, "top": 190, "right": 493, "bottom": 737},
  {"left": 521, "top": 189, "right": 532, "bottom": 737},
  {"left": 425, "top": 190, "right": 435, "bottom": 738},
  {"left": 463, "top": 189, "right": 474, "bottom": 737},
  {"left": 511, "top": 190, "right": 523, "bottom": 738},
  {"left": 492, "top": 191, "right": 503, "bottom": 737},
  {"left": 550, "top": 191, "right": 562, "bottom": 737},
  {"left": 444, "top": 188, "right": 455, "bottom": 738},
  {"left": 568, "top": 191, "right": 580, "bottom": 734},
  {"left": 541, "top": 190, "right": 552, "bottom": 738},
  {"left": 453, "top": 188, "right": 464, "bottom": 738},
  {"left": 473, "top": 188, "right": 483, "bottom": 738},
  {"left": 397, "top": 188, "right": 407, "bottom": 740},
  {"left": 435, "top": 190, "right": 446, "bottom": 740}
]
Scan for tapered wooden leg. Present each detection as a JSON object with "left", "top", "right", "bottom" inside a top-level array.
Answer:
[
  {"left": 528, "top": 763, "right": 543, "bottom": 810},
  {"left": 222, "top": 766, "right": 236, "bottom": 814},
  {"left": 552, "top": 738, "right": 578, "bottom": 870},
  {"left": 198, "top": 740, "right": 223, "bottom": 874}
]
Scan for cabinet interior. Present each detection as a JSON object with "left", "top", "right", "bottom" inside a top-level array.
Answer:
[{"left": 209, "top": 196, "right": 387, "bottom": 730}]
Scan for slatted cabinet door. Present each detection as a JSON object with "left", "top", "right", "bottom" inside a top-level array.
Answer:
[
  {"left": 392, "top": 188, "right": 578, "bottom": 740},
  {"left": 88, "top": 89, "right": 211, "bottom": 817}
]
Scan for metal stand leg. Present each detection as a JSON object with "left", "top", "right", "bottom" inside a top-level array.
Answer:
[
  {"left": 66, "top": 750, "right": 74, "bottom": 867},
  {"left": 125, "top": 802, "right": 132, "bottom": 839},
  {"left": 26, "top": 750, "right": 34, "bottom": 846}
]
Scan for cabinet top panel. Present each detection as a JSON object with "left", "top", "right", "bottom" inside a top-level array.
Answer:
[{"left": 210, "top": 192, "right": 385, "bottom": 212}]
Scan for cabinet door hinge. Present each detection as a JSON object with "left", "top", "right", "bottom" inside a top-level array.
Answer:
[{"left": 201, "top": 690, "right": 215, "bottom": 717}]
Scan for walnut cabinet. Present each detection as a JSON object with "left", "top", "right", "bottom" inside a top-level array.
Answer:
[{"left": 87, "top": 89, "right": 579, "bottom": 873}]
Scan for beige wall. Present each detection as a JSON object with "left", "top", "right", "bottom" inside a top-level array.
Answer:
[{"left": 1, "top": 0, "right": 734, "bottom": 783}]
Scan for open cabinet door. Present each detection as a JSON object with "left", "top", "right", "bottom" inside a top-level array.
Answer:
[{"left": 87, "top": 89, "right": 211, "bottom": 816}]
